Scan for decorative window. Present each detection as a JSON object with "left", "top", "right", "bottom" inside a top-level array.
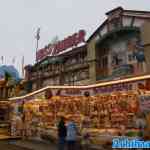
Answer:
[{"left": 99, "top": 55, "right": 108, "bottom": 69}]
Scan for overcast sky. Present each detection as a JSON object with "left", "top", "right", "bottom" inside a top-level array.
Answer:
[{"left": 0, "top": 0, "right": 149, "bottom": 76}]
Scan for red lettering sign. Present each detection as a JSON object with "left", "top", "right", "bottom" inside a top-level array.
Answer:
[{"left": 36, "top": 30, "right": 86, "bottom": 61}]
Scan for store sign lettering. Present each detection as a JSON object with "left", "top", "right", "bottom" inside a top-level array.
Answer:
[
  {"left": 11, "top": 79, "right": 149, "bottom": 102},
  {"left": 36, "top": 30, "right": 86, "bottom": 61},
  {"left": 94, "top": 83, "right": 133, "bottom": 94},
  {"left": 94, "top": 80, "right": 147, "bottom": 94}
]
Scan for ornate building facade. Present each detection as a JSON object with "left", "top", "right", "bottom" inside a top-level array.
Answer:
[
  {"left": 87, "top": 7, "right": 150, "bottom": 83},
  {"left": 25, "top": 45, "right": 90, "bottom": 91},
  {"left": 25, "top": 7, "right": 150, "bottom": 91}
]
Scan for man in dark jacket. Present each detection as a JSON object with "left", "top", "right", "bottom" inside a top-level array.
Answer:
[{"left": 58, "top": 116, "right": 67, "bottom": 150}]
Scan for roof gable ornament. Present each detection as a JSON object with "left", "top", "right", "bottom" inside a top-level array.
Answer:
[{"left": 106, "top": 7, "right": 123, "bottom": 21}]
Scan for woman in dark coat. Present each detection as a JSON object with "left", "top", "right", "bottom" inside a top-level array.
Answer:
[{"left": 58, "top": 116, "right": 67, "bottom": 150}]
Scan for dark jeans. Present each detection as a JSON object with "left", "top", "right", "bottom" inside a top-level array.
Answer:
[
  {"left": 58, "top": 137, "right": 66, "bottom": 150},
  {"left": 67, "top": 141, "right": 76, "bottom": 150}
]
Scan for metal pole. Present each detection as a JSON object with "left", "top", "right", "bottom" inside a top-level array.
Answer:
[
  {"left": 35, "top": 28, "right": 40, "bottom": 89},
  {"left": 36, "top": 38, "right": 39, "bottom": 62},
  {"left": 35, "top": 27, "right": 40, "bottom": 63},
  {"left": 72, "top": 73, "right": 74, "bottom": 86},
  {"left": 36, "top": 39, "right": 38, "bottom": 54}
]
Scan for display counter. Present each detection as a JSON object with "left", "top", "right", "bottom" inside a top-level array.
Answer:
[{"left": 30, "top": 125, "right": 141, "bottom": 147}]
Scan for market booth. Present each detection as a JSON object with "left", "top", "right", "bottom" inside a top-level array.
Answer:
[
  {"left": 9, "top": 74, "right": 150, "bottom": 147},
  {"left": 0, "top": 101, "right": 11, "bottom": 139}
]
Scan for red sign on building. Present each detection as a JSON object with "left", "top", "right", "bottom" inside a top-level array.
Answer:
[{"left": 36, "top": 30, "right": 86, "bottom": 61}]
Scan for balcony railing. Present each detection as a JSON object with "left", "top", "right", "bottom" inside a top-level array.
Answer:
[
  {"left": 29, "top": 60, "right": 89, "bottom": 81},
  {"left": 64, "top": 62, "right": 89, "bottom": 72}
]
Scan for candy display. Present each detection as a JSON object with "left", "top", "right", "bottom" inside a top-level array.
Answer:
[
  {"left": 7, "top": 75, "right": 150, "bottom": 144},
  {"left": 9, "top": 90, "right": 143, "bottom": 144}
]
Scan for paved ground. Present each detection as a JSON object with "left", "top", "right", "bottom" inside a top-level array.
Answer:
[
  {"left": 10, "top": 140, "right": 144, "bottom": 150},
  {"left": 0, "top": 141, "right": 31, "bottom": 150},
  {"left": 0, "top": 139, "right": 113, "bottom": 150},
  {"left": 10, "top": 139, "right": 57, "bottom": 150},
  {"left": 0, "top": 140, "right": 144, "bottom": 150},
  {"left": 10, "top": 139, "right": 110, "bottom": 150}
]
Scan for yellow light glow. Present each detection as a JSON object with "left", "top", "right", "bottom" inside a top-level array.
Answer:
[{"left": 9, "top": 74, "right": 150, "bottom": 101}]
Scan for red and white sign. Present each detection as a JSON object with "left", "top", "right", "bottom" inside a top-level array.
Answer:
[{"left": 36, "top": 30, "right": 86, "bottom": 61}]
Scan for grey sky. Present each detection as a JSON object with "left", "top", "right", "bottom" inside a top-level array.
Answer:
[{"left": 0, "top": 0, "right": 149, "bottom": 76}]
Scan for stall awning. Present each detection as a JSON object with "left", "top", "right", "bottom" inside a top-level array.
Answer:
[
  {"left": 38, "top": 57, "right": 64, "bottom": 69},
  {"left": 41, "top": 60, "right": 49, "bottom": 65},
  {"left": 48, "top": 57, "right": 64, "bottom": 64}
]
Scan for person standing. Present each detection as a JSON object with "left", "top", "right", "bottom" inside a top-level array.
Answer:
[
  {"left": 81, "top": 117, "right": 90, "bottom": 150},
  {"left": 15, "top": 113, "right": 23, "bottom": 136},
  {"left": 10, "top": 113, "right": 17, "bottom": 136},
  {"left": 135, "top": 113, "right": 146, "bottom": 139},
  {"left": 57, "top": 116, "right": 67, "bottom": 150},
  {"left": 66, "top": 118, "right": 78, "bottom": 150}
]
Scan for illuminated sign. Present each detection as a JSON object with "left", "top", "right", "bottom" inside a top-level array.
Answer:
[
  {"left": 36, "top": 30, "right": 86, "bottom": 61},
  {"left": 9, "top": 75, "right": 150, "bottom": 101}
]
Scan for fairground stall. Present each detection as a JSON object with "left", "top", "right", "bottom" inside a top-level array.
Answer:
[
  {"left": 0, "top": 78, "right": 11, "bottom": 138},
  {"left": 0, "top": 101, "right": 11, "bottom": 138},
  {"left": 9, "top": 74, "right": 150, "bottom": 146}
]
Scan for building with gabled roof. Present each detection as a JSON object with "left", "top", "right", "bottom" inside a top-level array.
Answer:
[
  {"left": 25, "top": 7, "right": 150, "bottom": 92},
  {"left": 87, "top": 6, "right": 150, "bottom": 84}
]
